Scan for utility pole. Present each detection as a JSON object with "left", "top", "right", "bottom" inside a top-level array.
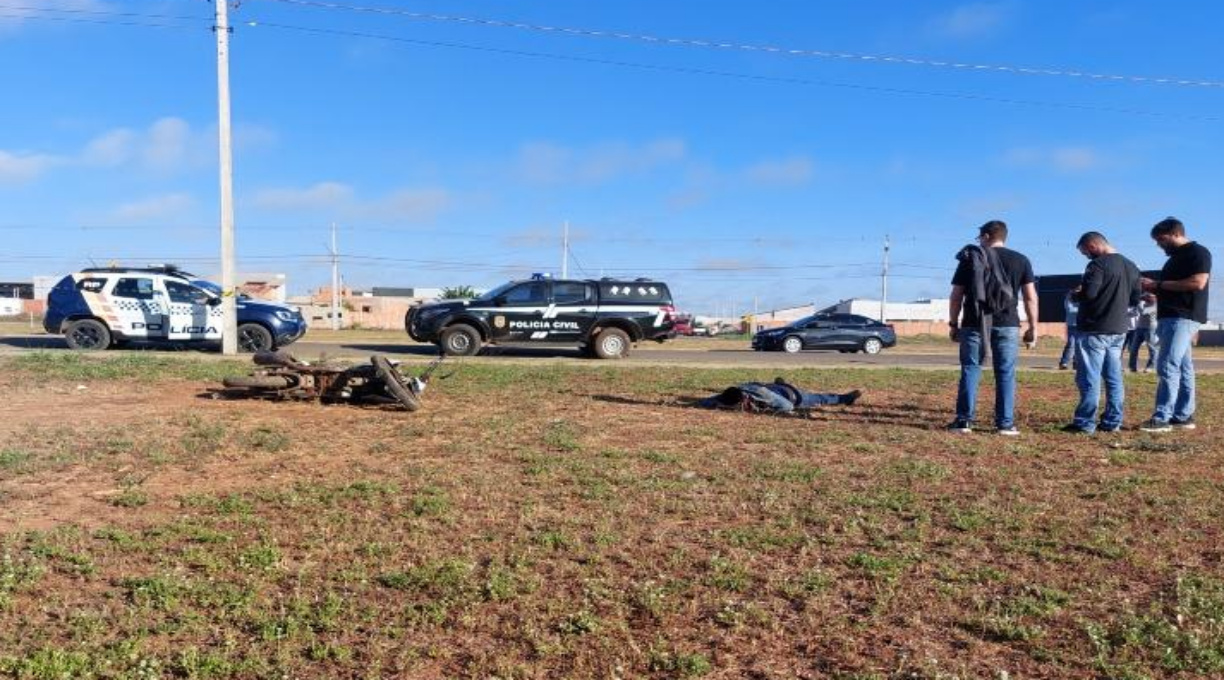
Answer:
[
  {"left": 561, "top": 221, "right": 569, "bottom": 279},
  {"left": 214, "top": 0, "right": 238, "bottom": 354},
  {"left": 880, "top": 233, "right": 891, "bottom": 323},
  {"left": 330, "top": 222, "right": 340, "bottom": 331}
]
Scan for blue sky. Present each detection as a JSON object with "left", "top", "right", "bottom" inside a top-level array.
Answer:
[{"left": 2, "top": 0, "right": 1221, "bottom": 318}]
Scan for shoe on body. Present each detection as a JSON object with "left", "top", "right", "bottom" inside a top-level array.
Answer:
[
  {"left": 1170, "top": 416, "right": 1196, "bottom": 430},
  {"left": 1060, "top": 423, "right": 1095, "bottom": 435},
  {"left": 1139, "top": 418, "right": 1172, "bottom": 433},
  {"left": 945, "top": 420, "right": 972, "bottom": 434},
  {"left": 996, "top": 426, "right": 1020, "bottom": 436}
]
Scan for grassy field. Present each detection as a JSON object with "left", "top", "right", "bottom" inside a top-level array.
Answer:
[{"left": 0, "top": 353, "right": 1222, "bottom": 679}]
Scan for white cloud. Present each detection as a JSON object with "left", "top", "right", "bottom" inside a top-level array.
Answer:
[
  {"left": 251, "top": 182, "right": 451, "bottom": 224},
  {"left": 742, "top": 156, "right": 814, "bottom": 186},
  {"left": 80, "top": 128, "right": 137, "bottom": 166},
  {"left": 111, "top": 193, "right": 195, "bottom": 221},
  {"left": 1004, "top": 145, "right": 1102, "bottom": 173},
  {"left": 929, "top": 2, "right": 1015, "bottom": 39},
  {"left": 252, "top": 182, "right": 355, "bottom": 211},
  {"left": 142, "top": 117, "right": 192, "bottom": 170},
  {"left": 0, "top": 150, "right": 62, "bottom": 184},
  {"left": 515, "top": 138, "right": 686, "bottom": 185},
  {"left": 359, "top": 188, "right": 451, "bottom": 222}
]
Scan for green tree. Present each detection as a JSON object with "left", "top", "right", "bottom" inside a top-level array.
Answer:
[{"left": 441, "top": 285, "right": 477, "bottom": 299}]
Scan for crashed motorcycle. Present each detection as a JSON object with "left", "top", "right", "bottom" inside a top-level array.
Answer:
[{"left": 218, "top": 351, "right": 446, "bottom": 411}]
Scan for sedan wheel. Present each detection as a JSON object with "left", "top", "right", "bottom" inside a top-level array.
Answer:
[
  {"left": 862, "top": 337, "right": 884, "bottom": 355},
  {"left": 782, "top": 336, "right": 803, "bottom": 353}
]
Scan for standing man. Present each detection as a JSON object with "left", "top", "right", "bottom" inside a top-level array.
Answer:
[
  {"left": 1062, "top": 232, "right": 1141, "bottom": 434},
  {"left": 1139, "top": 217, "right": 1212, "bottom": 432},
  {"left": 1129, "top": 296, "right": 1158, "bottom": 373},
  {"left": 947, "top": 220, "right": 1039, "bottom": 435},
  {"left": 1058, "top": 291, "right": 1079, "bottom": 370}
]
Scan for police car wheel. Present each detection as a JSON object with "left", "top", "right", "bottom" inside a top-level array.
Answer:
[
  {"left": 782, "top": 336, "right": 803, "bottom": 353},
  {"left": 65, "top": 319, "right": 112, "bottom": 351},
  {"left": 237, "top": 323, "right": 275, "bottom": 353},
  {"left": 440, "top": 324, "right": 481, "bottom": 356},
  {"left": 861, "top": 337, "right": 884, "bottom": 355},
  {"left": 593, "top": 328, "right": 630, "bottom": 359}
]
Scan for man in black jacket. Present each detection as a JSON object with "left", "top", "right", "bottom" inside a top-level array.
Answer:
[{"left": 1063, "top": 232, "right": 1141, "bottom": 434}]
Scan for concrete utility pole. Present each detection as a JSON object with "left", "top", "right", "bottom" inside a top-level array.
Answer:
[
  {"left": 330, "top": 222, "right": 341, "bottom": 331},
  {"left": 561, "top": 221, "right": 569, "bottom": 278},
  {"left": 215, "top": 0, "right": 238, "bottom": 354},
  {"left": 880, "top": 234, "right": 891, "bottom": 322}
]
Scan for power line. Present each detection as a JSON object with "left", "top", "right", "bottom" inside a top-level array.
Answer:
[
  {"left": 259, "top": 0, "right": 1224, "bottom": 90},
  {"left": 244, "top": 21, "right": 1223, "bottom": 122},
  {"left": 0, "top": 3, "right": 209, "bottom": 21}
]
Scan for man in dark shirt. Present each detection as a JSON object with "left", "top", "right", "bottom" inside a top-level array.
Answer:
[
  {"left": 1063, "top": 232, "right": 1140, "bottom": 434},
  {"left": 947, "top": 220, "right": 1039, "bottom": 435},
  {"left": 1138, "top": 217, "right": 1212, "bottom": 432}
]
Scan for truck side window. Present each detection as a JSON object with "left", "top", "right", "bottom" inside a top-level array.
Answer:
[
  {"left": 553, "top": 282, "right": 590, "bottom": 305},
  {"left": 165, "top": 280, "right": 206, "bottom": 305},
  {"left": 504, "top": 282, "right": 548, "bottom": 305},
  {"left": 112, "top": 278, "right": 157, "bottom": 300}
]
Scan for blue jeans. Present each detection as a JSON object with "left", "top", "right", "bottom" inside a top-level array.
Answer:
[
  {"left": 1073, "top": 333, "right": 1126, "bottom": 432},
  {"left": 1059, "top": 328, "right": 1079, "bottom": 367},
  {"left": 1152, "top": 318, "right": 1200, "bottom": 422},
  {"left": 956, "top": 327, "right": 1019, "bottom": 428},
  {"left": 1128, "top": 327, "right": 1157, "bottom": 372}
]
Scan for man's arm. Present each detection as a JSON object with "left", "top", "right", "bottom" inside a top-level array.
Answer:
[
  {"left": 1140, "top": 273, "right": 1210, "bottom": 293},
  {"left": 949, "top": 285, "right": 965, "bottom": 341},
  {"left": 1021, "top": 282, "right": 1039, "bottom": 347}
]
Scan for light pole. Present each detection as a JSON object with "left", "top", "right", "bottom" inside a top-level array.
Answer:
[{"left": 215, "top": 0, "right": 238, "bottom": 354}]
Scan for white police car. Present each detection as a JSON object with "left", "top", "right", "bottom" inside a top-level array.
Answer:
[{"left": 43, "top": 266, "right": 307, "bottom": 352}]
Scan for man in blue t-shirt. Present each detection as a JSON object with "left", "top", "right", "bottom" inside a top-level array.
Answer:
[{"left": 1138, "top": 217, "right": 1212, "bottom": 432}]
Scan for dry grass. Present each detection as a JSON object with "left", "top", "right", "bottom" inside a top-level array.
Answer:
[{"left": 0, "top": 354, "right": 1221, "bottom": 679}]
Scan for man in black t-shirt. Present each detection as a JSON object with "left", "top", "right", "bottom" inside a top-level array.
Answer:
[
  {"left": 946, "top": 220, "right": 1039, "bottom": 435},
  {"left": 1138, "top": 217, "right": 1212, "bottom": 432},
  {"left": 1063, "top": 232, "right": 1141, "bottom": 434}
]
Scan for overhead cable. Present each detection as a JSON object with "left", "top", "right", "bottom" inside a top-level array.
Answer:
[
  {"left": 245, "top": 21, "right": 1221, "bottom": 122},
  {"left": 260, "top": 0, "right": 1224, "bottom": 90}
]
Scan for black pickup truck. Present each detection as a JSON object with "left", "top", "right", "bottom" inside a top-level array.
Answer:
[{"left": 406, "top": 275, "right": 676, "bottom": 359}]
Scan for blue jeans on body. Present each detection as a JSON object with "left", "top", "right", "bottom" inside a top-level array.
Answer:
[
  {"left": 1059, "top": 328, "right": 1079, "bottom": 368},
  {"left": 1073, "top": 333, "right": 1126, "bottom": 432},
  {"left": 1128, "top": 328, "right": 1157, "bottom": 372},
  {"left": 1152, "top": 318, "right": 1200, "bottom": 422},
  {"left": 956, "top": 327, "right": 1019, "bottom": 429}
]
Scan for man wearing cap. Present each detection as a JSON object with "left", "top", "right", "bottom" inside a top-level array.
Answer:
[
  {"left": 1139, "top": 217, "right": 1212, "bottom": 432},
  {"left": 946, "top": 220, "right": 1039, "bottom": 435},
  {"left": 1062, "top": 232, "right": 1141, "bottom": 434}
]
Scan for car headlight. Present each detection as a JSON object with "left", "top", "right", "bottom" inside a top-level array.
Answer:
[{"left": 275, "top": 310, "right": 298, "bottom": 322}]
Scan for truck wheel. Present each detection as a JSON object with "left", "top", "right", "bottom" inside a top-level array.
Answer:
[
  {"left": 593, "top": 328, "right": 630, "bottom": 359},
  {"left": 238, "top": 323, "right": 275, "bottom": 353},
  {"left": 440, "top": 324, "right": 481, "bottom": 356},
  {"left": 65, "top": 319, "right": 112, "bottom": 350}
]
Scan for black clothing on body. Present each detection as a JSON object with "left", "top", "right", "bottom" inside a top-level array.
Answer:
[
  {"left": 1076, "top": 253, "right": 1141, "bottom": 334},
  {"left": 951, "top": 246, "right": 1035, "bottom": 328},
  {"left": 1157, "top": 241, "right": 1212, "bottom": 323}
]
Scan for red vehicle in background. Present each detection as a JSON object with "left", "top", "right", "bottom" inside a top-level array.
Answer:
[{"left": 673, "top": 314, "right": 695, "bottom": 336}]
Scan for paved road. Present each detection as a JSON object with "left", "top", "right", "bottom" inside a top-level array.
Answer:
[{"left": 5, "top": 333, "right": 1223, "bottom": 372}]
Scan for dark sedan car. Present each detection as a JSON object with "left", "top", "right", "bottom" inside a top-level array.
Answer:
[{"left": 751, "top": 313, "right": 897, "bottom": 354}]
